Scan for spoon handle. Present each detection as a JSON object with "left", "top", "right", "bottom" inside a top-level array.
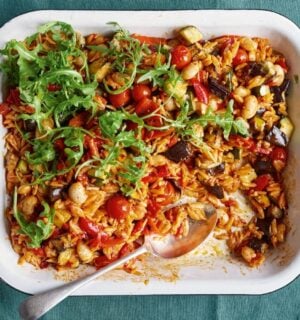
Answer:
[{"left": 19, "top": 245, "right": 147, "bottom": 320}]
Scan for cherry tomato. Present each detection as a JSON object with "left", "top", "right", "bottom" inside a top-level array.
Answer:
[
  {"left": 109, "top": 89, "right": 131, "bottom": 108},
  {"left": 254, "top": 174, "right": 271, "bottom": 191},
  {"left": 171, "top": 45, "right": 192, "bottom": 70},
  {"left": 78, "top": 217, "right": 100, "bottom": 238},
  {"left": 105, "top": 195, "right": 130, "bottom": 220},
  {"left": 132, "top": 84, "right": 151, "bottom": 102},
  {"left": 135, "top": 97, "right": 157, "bottom": 116},
  {"left": 232, "top": 49, "right": 248, "bottom": 66},
  {"left": 271, "top": 147, "right": 288, "bottom": 163}
]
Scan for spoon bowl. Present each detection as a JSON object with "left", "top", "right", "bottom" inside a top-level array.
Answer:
[{"left": 19, "top": 197, "right": 217, "bottom": 320}]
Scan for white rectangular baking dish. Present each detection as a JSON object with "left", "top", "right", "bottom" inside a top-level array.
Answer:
[{"left": 0, "top": 9, "right": 299, "bottom": 295}]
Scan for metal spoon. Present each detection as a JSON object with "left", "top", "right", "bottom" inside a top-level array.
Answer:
[{"left": 19, "top": 197, "right": 217, "bottom": 320}]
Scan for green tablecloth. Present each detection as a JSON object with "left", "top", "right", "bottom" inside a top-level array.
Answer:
[{"left": 0, "top": 1, "right": 299, "bottom": 319}]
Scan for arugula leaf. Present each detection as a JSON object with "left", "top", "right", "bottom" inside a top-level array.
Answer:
[
  {"left": 25, "top": 139, "right": 56, "bottom": 165},
  {"left": 26, "top": 127, "right": 86, "bottom": 184},
  {"left": 102, "top": 22, "right": 148, "bottom": 94},
  {"left": 13, "top": 187, "right": 54, "bottom": 248},
  {"left": 0, "top": 21, "right": 97, "bottom": 131},
  {"left": 99, "top": 111, "right": 126, "bottom": 138},
  {"left": 188, "top": 99, "right": 249, "bottom": 140}
]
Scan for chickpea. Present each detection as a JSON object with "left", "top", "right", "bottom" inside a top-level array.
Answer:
[
  {"left": 269, "top": 64, "right": 285, "bottom": 87},
  {"left": 68, "top": 182, "right": 88, "bottom": 205},
  {"left": 41, "top": 118, "right": 54, "bottom": 131},
  {"left": 242, "top": 95, "right": 258, "bottom": 119},
  {"left": 20, "top": 195, "right": 38, "bottom": 216},
  {"left": 18, "top": 185, "right": 32, "bottom": 196},
  {"left": 241, "top": 246, "right": 256, "bottom": 263},
  {"left": 181, "top": 61, "right": 202, "bottom": 80},
  {"left": 77, "top": 241, "right": 94, "bottom": 263},
  {"left": 233, "top": 86, "right": 251, "bottom": 98}
]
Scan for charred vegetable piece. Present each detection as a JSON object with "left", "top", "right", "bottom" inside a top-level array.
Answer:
[
  {"left": 231, "top": 147, "right": 241, "bottom": 160},
  {"left": 253, "top": 160, "right": 274, "bottom": 175},
  {"left": 256, "top": 217, "right": 272, "bottom": 239},
  {"left": 207, "top": 163, "right": 225, "bottom": 175},
  {"left": 248, "top": 237, "right": 265, "bottom": 252},
  {"left": 270, "top": 78, "right": 291, "bottom": 103},
  {"left": 49, "top": 187, "right": 64, "bottom": 203},
  {"left": 205, "top": 185, "right": 224, "bottom": 199},
  {"left": 253, "top": 116, "right": 265, "bottom": 132},
  {"left": 266, "top": 126, "right": 288, "bottom": 147},
  {"left": 24, "top": 119, "right": 37, "bottom": 132},
  {"left": 163, "top": 140, "right": 191, "bottom": 163},
  {"left": 248, "top": 62, "right": 268, "bottom": 77},
  {"left": 178, "top": 26, "right": 203, "bottom": 44},
  {"left": 208, "top": 77, "right": 230, "bottom": 99}
]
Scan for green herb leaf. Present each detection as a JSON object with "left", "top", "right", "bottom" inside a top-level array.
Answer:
[{"left": 13, "top": 187, "right": 54, "bottom": 248}]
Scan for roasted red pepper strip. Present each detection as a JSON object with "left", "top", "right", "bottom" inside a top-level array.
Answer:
[
  {"left": 0, "top": 103, "right": 11, "bottom": 116},
  {"left": 254, "top": 174, "right": 271, "bottom": 191},
  {"left": 190, "top": 79, "right": 209, "bottom": 104},
  {"left": 131, "top": 34, "right": 167, "bottom": 45}
]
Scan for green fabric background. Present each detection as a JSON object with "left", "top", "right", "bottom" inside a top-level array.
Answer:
[{"left": 0, "top": 1, "right": 299, "bottom": 319}]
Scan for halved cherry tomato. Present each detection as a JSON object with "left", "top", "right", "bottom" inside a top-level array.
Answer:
[
  {"left": 105, "top": 195, "right": 130, "bottom": 220},
  {"left": 109, "top": 89, "right": 131, "bottom": 108},
  {"left": 171, "top": 45, "right": 192, "bottom": 70},
  {"left": 254, "top": 174, "right": 271, "bottom": 191},
  {"left": 131, "top": 34, "right": 167, "bottom": 45},
  {"left": 132, "top": 84, "right": 151, "bottom": 102},
  {"left": 190, "top": 79, "right": 209, "bottom": 104},
  {"left": 271, "top": 146, "right": 288, "bottom": 163},
  {"left": 232, "top": 49, "right": 248, "bottom": 66},
  {"left": 135, "top": 97, "right": 157, "bottom": 116},
  {"left": 78, "top": 217, "right": 100, "bottom": 238}
]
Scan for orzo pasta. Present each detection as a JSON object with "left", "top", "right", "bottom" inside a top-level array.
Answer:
[{"left": 0, "top": 22, "right": 293, "bottom": 270}]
